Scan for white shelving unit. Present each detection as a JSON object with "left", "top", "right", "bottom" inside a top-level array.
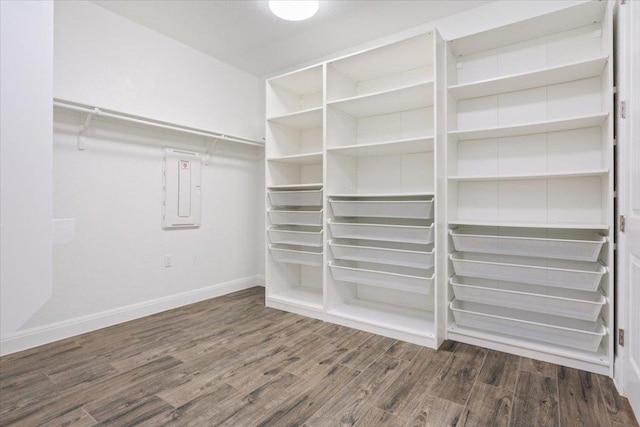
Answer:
[
  {"left": 324, "top": 32, "right": 444, "bottom": 348},
  {"left": 265, "top": 65, "right": 325, "bottom": 319},
  {"left": 263, "top": 1, "right": 615, "bottom": 377},
  {"left": 445, "top": 0, "right": 614, "bottom": 375}
]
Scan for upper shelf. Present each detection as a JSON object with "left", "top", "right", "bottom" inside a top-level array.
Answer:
[
  {"left": 268, "top": 64, "right": 323, "bottom": 96},
  {"left": 329, "top": 33, "right": 433, "bottom": 85},
  {"left": 267, "top": 107, "right": 323, "bottom": 130},
  {"left": 327, "top": 136, "right": 434, "bottom": 157},
  {"left": 449, "top": 56, "right": 608, "bottom": 100},
  {"left": 266, "top": 152, "right": 323, "bottom": 165},
  {"left": 449, "top": 113, "right": 609, "bottom": 141},
  {"left": 448, "top": 0, "right": 607, "bottom": 57},
  {"left": 328, "top": 81, "right": 434, "bottom": 118}
]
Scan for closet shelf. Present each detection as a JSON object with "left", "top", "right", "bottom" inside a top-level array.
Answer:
[
  {"left": 450, "top": 276, "right": 606, "bottom": 322},
  {"left": 268, "top": 209, "right": 323, "bottom": 226},
  {"left": 269, "top": 189, "right": 323, "bottom": 207},
  {"left": 329, "top": 220, "right": 434, "bottom": 244},
  {"left": 450, "top": 229, "right": 606, "bottom": 262},
  {"left": 447, "top": 323, "right": 609, "bottom": 369},
  {"left": 448, "top": 169, "right": 609, "bottom": 182},
  {"left": 267, "top": 107, "right": 323, "bottom": 130},
  {"left": 327, "top": 136, "right": 434, "bottom": 156},
  {"left": 449, "top": 56, "right": 608, "bottom": 100},
  {"left": 329, "top": 299, "right": 435, "bottom": 338},
  {"left": 269, "top": 245, "right": 323, "bottom": 267},
  {"left": 266, "top": 152, "right": 323, "bottom": 165},
  {"left": 447, "top": 0, "right": 606, "bottom": 57},
  {"left": 448, "top": 220, "right": 609, "bottom": 230},
  {"left": 268, "top": 183, "right": 323, "bottom": 191},
  {"left": 329, "top": 261, "right": 434, "bottom": 294},
  {"left": 448, "top": 113, "right": 608, "bottom": 140},
  {"left": 450, "top": 300, "right": 606, "bottom": 352},
  {"left": 268, "top": 287, "right": 323, "bottom": 312},
  {"left": 450, "top": 252, "right": 606, "bottom": 292},
  {"left": 329, "top": 240, "right": 434, "bottom": 269},
  {"left": 329, "top": 192, "right": 434, "bottom": 198},
  {"left": 328, "top": 81, "right": 434, "bottom": 118},
  {"left": 330, "top": 199, "right": 433, "bottom": 220},
  {"left": 268, "top": 227, "right": 323, "bottom": 247}
]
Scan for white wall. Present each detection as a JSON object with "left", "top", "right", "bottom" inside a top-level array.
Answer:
[
  {"left": 0, "top": 2, "right": 54, "bottom": 342},
  {"left": 0, "top": 0, "right": 265, "bottom": 355},
  {"left": 54, "top": 0, "right": 264, "bottom": 142}
]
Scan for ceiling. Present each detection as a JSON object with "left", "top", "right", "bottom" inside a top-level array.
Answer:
[{"left": 90, "top": 0, "right": 489, "bottom": 77}]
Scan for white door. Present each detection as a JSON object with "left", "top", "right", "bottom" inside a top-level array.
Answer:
[{"left": 618, "top": 0, "right": 640, "bottom": 419}]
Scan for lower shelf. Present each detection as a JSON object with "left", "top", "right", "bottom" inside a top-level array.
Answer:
[
  {"left": 447, "top": 323, "right": 609, "bottom": 374},
  {"left": 329, "top": 299, "right": 434, "bottom": 338},
  {"left": 450, "top": 299, "right": 606, "bottom": 352},
  {"left": 267, "top": 287, "right": 323, "bottom": 312}
]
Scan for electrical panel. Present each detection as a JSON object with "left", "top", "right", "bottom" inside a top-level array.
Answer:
[{"left": 162, "top": 148, "right": 201, "bottom": 229}]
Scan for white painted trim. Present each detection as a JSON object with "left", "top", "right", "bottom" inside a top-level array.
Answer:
[{"left": 0, "top": 275, "right": 262, "bottom": 356}]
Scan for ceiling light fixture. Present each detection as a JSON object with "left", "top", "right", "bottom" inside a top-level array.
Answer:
[{"left": 269, "top": 0, "right": 319, "bottom": 21}]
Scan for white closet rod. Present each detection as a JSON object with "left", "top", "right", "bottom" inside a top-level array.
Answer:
[{"left": 53, "top": 99, "right": 265, "bottom": 148}]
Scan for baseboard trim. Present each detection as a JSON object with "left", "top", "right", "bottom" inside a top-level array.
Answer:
[{"left": 0, "top": 275, "right": 262, "bottom": 356}]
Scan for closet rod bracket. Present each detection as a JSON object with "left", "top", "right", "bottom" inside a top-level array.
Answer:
[{"left": 78, "top": 108, "right": 99, "bottom": 150}]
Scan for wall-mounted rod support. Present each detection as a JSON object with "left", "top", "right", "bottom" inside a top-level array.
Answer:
[
  {"left": 78, "top": 108, "right": 98, "bottom": 150},
  {"left": 54, "top": 99, "right": 265, "bottom": 149}
]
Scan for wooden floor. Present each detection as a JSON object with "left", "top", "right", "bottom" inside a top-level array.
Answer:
[{"left": 0, "top": 287, "right": 637, "bottom": 427}]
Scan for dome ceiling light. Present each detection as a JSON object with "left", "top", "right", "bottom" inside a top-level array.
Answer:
[{"left": 269, "top": 1, "right": 320, "bottom": 21}]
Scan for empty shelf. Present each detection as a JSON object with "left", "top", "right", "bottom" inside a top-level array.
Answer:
[
  {"left": 329, "top": 299, "right": 434, "bottom": 338},
  {"left": 450, "top": 276, "right": 606, "bottom": 322},
  {"left": 268, "top": 287, "right": 323, "bottom": 312},
  {"left": 329, "top": 220, "right": 434, "bottom": 244},
  {"left": 268, "top": 226, "right": 323, "bottom": 247},
  {"left": 448, "top": 169, "right": 609, "bottom": 182},
  {"left": 328, "top": 261, "right": 433, "bottom": 294},
  {"left": 266, "top": 152, "right": 323, "bottom": 165},
  {"left": 450, "top": 229, "right": 606, "bottom": 262},
  {"left": 268, "top": 209, "right": 323, "bottom": 226},
  {"left": 449, "top": 56, "right": 608, "bottom": 100},
  {"left": 450, "top": 300, "right": 606, "bottom": 352},
  {"left": 328, "top": 81, "right": 434, "bottom": 118},
  {"left": 330, "top": 199, "right": 433, "bottom": 219},
  {"left": 448, "top": 219, "right": 609, "bottom": 230},
  {"left": 329, "top": 240, "right": 434, "bottom": 269},
  {"left": 327, "top": 136, "right": 434, "bottom": 156},
  {"left": 450, "top": 252, "right": 606, "bottom": 292},
  {"left": 448, "top": 113, "right": 608, "bottom": 140},
  {"left": 268, "top": 183, "right": 323, "bottom": 191},
  {"left": 267, "top": 107, "right": 323, "bottom": 129},
  {"left": 269, "top": 245, "right": 323, "bottom": 267},
  {"left": 269, "top": 189, "right": 323, "bottom": 207}
]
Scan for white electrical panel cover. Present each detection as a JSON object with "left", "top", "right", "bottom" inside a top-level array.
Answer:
[{"left": 162, "top": 148, "right": 201, "bottom": 229}]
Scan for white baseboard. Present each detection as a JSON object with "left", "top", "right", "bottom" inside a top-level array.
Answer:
[{"left": 0, "top": 275, "right": 262, "bottom": 356}]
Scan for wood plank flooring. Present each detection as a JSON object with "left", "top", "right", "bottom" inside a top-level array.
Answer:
[{"left": 0, "top": 287, "right": 637, "bottom": 427}]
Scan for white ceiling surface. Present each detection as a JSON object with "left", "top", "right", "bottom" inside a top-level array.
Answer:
[{"left": 90, "top": 0, "right": 488, "bottom": 77}]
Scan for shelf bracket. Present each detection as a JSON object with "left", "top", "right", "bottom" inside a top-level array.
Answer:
[
  {"left": 204, "top": 138, "right": 219, "bottom": 165},
  {"left": 78, "top": 108, "right": 99, "bottom": 150}
]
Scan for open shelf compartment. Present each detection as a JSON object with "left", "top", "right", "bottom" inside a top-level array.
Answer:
[{"left": 329, "top": 261, "right": 433, "bottom": 295}]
